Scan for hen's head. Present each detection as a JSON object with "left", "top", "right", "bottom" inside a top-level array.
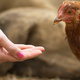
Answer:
[{"left": 54, "top": 1, "right": 80, "bottom": 24}]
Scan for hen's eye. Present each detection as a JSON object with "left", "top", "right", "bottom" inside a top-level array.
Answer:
[
  {"left": 66, "top": 9, "right": 75, "bottom": 15},
  {"left": 68, "top": 10, "right": 72, "bottom": 14}
]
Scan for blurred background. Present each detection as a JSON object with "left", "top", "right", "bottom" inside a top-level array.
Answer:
[{"left": 0, "top": 0, "right": 80, "bottom": 80}]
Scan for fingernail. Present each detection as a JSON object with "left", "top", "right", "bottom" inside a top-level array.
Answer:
[
  {"left": 17, "top": 52, "right": 24, "bottom": 59},
  {"left": 42, "top": 49, "right": 45, "bottom": 52},
  {"left": 37, "top": 47, "right": 45, "bottom": 52}
]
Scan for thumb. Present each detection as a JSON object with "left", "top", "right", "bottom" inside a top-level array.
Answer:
[{"left": 0, "top": 29, "right": 24, "bottom": 59}]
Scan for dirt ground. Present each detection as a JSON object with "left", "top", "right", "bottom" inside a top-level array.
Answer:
[{"left": 0, "top": 74, "right": 70, "bottom": 80}]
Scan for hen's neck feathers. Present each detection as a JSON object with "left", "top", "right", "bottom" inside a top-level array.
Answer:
[
  {"left": 65, "top": 21, "right": 80, "bottom": 59},
  {"left": 66, "top": 21, "right": 80, "bottom": 38}
]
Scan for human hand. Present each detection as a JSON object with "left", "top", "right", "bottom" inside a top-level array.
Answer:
[{"left": 0, "top": 29, "right": 45, "bottom": 63}]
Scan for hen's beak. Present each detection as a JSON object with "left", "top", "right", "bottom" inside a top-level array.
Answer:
[{"left": 53, "top": 17, "right": 62, "bottom": 25}]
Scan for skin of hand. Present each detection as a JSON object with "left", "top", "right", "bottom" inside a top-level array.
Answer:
[{"left": 0, "top": 29, "right": 45, "bottom": 63}]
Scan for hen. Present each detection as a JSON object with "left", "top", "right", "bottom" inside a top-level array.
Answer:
[{"left": 54, "top": 1, "right": 80, "bottom": 60}]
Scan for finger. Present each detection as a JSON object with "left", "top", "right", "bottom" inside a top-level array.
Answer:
[
  {"left": 0, "top": 49, "right": 43, "bottom": 62},
  {"left": 15, "top": 44, "right": 35, "bottom": 49},
  {"left": 0, "top": 49, "right": 42, "bottom": 62},
  {"left": 6, "top": 54, "right": 20, "bottom": 62},
  {"left": 0, "top": 47, "right": 19, "bottom": 62},
  {"left": 0, "top": 30, "right": 23, "bottom": 59},
  {"left": 16, "top": 44, "right": 45, "bottom": 52},
  {"left": 20, "top": 47, "right": 45, "bottom": 60},
  {"left": 0, "top": 51, "right": 23, "bottom": 62},
  {"left": 18, "top": 47, "right": 43, "bottom": 61},
  {"left": 33, "top": 46, "right": 45, "bottom": 52}
]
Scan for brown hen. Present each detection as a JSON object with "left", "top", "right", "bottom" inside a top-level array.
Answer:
[{"left": 54, "top": 1, "right": 80, "bottom": 60}]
